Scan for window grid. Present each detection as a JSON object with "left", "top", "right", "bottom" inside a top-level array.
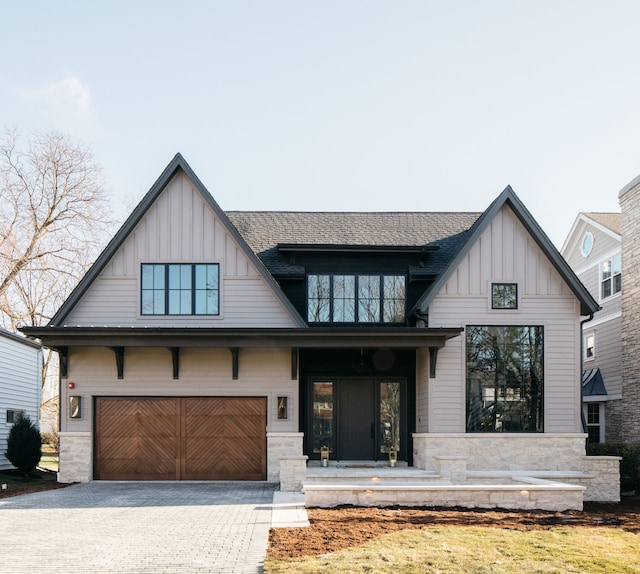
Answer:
[
  {"left": 307, "top": 274, "right": 405, "bottom": 324},
  {"left": 141, "top": 263, "right": 219, "bottom": 316},
  {"left": 600, "top": 254, "right": 621, "bottom": 300}
]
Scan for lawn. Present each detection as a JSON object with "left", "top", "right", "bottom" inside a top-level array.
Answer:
[{"left": 264, "top": 525, "right": 640, "bottom": 573}]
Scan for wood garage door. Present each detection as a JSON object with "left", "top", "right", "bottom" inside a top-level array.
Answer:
[{"left": 94, "top": 397, "right": 266, "bottom": 480}]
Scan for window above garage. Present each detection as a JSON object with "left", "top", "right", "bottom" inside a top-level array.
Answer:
[{"left": 141, "top": 263, "right": 220, "bottom": 316}]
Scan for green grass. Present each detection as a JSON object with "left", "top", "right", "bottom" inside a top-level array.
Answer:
[
  {"left": 39, "top": 451, "right": 59, "bottom": 472},
  {"left": 264, "top": 526, "right": 640, "bottom": 573}
]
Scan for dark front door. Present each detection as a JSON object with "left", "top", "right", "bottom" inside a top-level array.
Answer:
[{"left": 338, "top": 379, "right": 376, "bottom": 460}]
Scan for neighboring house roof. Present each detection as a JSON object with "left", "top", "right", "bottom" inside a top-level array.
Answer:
[
  {"left": 582, "top": 368, "right": 608, "bottom": 397},
  {"left": 0, "top": 326, "right": 41, "bottom": 350},
  {"left": 48, "top": 154, "right": 307, "bottom": 328},
  {"left": 411, "top": 187, "right": 601, "bottom": 317},
  {"left": 581, "top": 212, "right": 621, "bottom": 236}
]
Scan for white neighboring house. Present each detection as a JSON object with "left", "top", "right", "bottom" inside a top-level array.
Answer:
[{"left": 0, "top": 327, "right": 42, "bottom": 470}]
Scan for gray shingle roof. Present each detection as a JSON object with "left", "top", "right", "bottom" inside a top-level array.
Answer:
[{"left": 226, "top": 211, "right": 482, "bottom": 276}]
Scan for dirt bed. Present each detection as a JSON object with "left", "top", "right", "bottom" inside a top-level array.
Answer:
[{"left": 267, "top": 499, "right": 640, "bottom": 559}]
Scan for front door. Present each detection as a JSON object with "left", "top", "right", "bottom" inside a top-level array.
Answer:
[
  {"left": 310, "top": 377, "right": 404, "bottom": 461},
  {"left": 339, "top": 379, "right": 376, "bottom": 460}
]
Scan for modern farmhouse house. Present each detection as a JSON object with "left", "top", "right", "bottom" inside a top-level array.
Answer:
[{"left": 23, "top": 154, "right": 620, "bottom": 509}]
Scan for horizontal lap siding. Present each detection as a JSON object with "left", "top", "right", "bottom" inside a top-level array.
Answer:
[
  {"left": 426, "top": 205, "right": 582, "bottom": 434},
  {"left": 0, "top": 335, "right": 41, "bottom": 470}
]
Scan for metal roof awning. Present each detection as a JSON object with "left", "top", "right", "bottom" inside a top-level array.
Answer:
[{"left": 582, "top": 368, "right": 608, "bottom": 397}]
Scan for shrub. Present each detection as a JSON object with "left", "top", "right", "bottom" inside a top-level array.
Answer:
[
  {"left": 587, "top": 441, "right": 640, "bottom": 494},
  {"left": 5, "top": 414, "right": 42, "bottom": 476}
]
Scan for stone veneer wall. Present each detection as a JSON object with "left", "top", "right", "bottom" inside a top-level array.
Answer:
[
  {"left": 619, "top": 178, "right": 640, "bottom": 443},
  {"left": 604, "top": 398, "right": 624, "bottom": 443},
  {"left": 413, "top": 434, "right": 587, "bottom": 472},
  {"left": 266, "top": 432, "right": 304, "bottom": 483},
  {"left": 580, "top": 456, "right": 621, "bottom": 502},
  {"left": 58, "top": 432, "right": 93, "bottom": 483}
]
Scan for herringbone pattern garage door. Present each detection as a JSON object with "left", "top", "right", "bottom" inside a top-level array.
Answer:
[{"left": 94, "top": 397, "right": 266, "bottom": 480}]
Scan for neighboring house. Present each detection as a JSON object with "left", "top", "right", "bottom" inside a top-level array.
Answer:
[
  {"left": 561, "top": 213, "right": 622, "bottom": 443},
  {"left": 0, "top": 327, "right": 42, "bottom": 470},
  {"left": 24, "top": 154, "right": 614, "bottom": 508}
]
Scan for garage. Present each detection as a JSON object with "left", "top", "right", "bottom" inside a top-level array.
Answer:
[{"left": 94, "top": 397, "right": 267, "bottom": 480}]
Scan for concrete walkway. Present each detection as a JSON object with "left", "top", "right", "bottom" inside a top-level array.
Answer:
[{"left": 0, "top": 482, "right": 307, "bottom": 574}]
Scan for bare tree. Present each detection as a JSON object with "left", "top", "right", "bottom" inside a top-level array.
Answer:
[
  {"left": 0, "top": 128, "right": 112, "bottom": 332},
  {"left": 0, "top": 127, "right": 112, "bottom": 432}
]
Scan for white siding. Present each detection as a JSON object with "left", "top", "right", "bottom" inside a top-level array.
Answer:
[
  {"left": 426, "top": 205, "right": 582, "bottom": 434},
  {"left": 65, "top": 172, "right": 298, "bottom": 328},
  {"left": 61, "top": 346, "right": 298, "bottom": 435},
  {"left": 0, "top": 332, "right": 41, "bottom": 470}
]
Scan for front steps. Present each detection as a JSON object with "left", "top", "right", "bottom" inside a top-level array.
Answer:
[{"left": 302, "top": 462, "right": 587, "bottom": 511}]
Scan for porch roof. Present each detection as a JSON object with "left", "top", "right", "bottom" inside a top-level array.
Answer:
[{"left": 20, "top": 326, "right": 463, "bottom": 351}]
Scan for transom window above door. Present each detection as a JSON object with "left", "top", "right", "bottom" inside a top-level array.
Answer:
[
  {"left": 307, "top": 274, "right": 406, "bottom": 323},
  {"left": 141, "top": 263, "right": 220, "bottom": 315}
]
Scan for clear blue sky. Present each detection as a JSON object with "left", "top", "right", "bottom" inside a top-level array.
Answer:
[{"left": 2, "top": 1, "right": 639, "bottom": 247}]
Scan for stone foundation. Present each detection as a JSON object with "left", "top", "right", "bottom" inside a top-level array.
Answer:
[
  {"left": 267, "top": 432, "right": 304, "bottom": 483},
  {"left": 58, "top": 432, "right": 92, "bottom": 483},
  {"left": 279, "top": 456, "right": 308, "bottom": 492},
  {"left": 413, "top": 433, "right": 587, "bottom": 472}
]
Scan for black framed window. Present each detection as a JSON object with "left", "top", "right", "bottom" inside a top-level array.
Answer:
[
  {"left": 466, "top": 325, "right": 543, "bottom": 433},
  {"left": 586, "top": 403, "right": 602, "bottom": 443},
  {"left": 491, "top": 283, "right": 518, "bottom": 309},
  {"left": 307, "top": 274, "right": 405, "bottom": 323},
  {"left": 141, "top": 263, "right": 219, "bottom": 315},
  {"left": 6, "top": 409, "right": 23, "bottom": 424}
]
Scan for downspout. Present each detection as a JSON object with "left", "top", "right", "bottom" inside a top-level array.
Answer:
[{"left": 580, "top": 313, "right": 595, "bottom": 437}]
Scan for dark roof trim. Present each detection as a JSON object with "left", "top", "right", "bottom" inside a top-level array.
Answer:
[
  {"left": 410, "top": 186, "right": 600, "bottom": 317},
  {"left": 20, "top": 326, "right": 463, "bottom": 350},
  {"left": 277, "top": 243, "right": 439, "bottom": 254},
  {"left": 0, "top": 326, "right": 42, "bottom": 350},
  {"left": 49, "top": 154, "right": 307, "bottom": 328}
]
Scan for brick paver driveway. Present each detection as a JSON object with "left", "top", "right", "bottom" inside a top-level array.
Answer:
[{"left": 0, "top": 482, "right": 276, "bottom": 574}]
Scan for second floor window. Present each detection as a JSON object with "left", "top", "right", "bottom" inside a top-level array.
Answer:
[
  {"left": 141, "top": 263, "right": 220, "bottom": 316},
  {"left": 307, "top": 274, "right": 406, "bottom": 323},
  {"left": 601, "top": 254, "right": 621, "bottom": 300}
]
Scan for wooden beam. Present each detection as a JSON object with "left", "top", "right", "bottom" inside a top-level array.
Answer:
[
  {"left": 230, "top": 347, "right": 239, "bottom": 380},
  {"left": 170, "top": 347, "right": 180, "bottom": 380},
  {"left": 111, "top": 347, "right": 125, "bottom": 380},
  {"left": 291, "top": 348, "right": 298, "bottom": 380}
]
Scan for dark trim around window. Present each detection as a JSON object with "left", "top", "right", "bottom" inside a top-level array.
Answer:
[{"left": 491, "top": 283, "right": 518, "bottom": 309}]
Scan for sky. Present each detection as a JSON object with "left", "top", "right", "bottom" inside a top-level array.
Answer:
[{"left": 2, "top": 1, "right": 640, "bottom": 248}]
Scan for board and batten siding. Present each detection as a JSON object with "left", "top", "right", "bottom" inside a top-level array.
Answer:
[
  {"left": 0, "top": 331, "right": 42, "bottom": 470},
  {"left": 61, "top": 346, "right": 297, "bottom": 434},
  {"left": 64, "top": 173, "right": 298, "bottom": 328},
  {"left": 425, "top": 205, "right": 583, "bottom": 434}
]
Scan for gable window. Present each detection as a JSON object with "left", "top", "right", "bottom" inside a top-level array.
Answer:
[
  {"left": 141, "top": 263, "right": 219, "bottom": 316},
  {"left": 491, "top": 283, "right": 518, "bottom": 309},
  {"left": 466, "top": 325, "right": 544, "bottom": 433},
  {"left": 600, "top": 254, "right": 621, "bottom": 300},
  {"left": 584, "top": 333, "right": 595, "bottom": 360},
  {"left": 307, "top": 274, "right": 405, "bottom": 323}
]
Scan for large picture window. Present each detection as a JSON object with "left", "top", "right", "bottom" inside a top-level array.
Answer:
[
  {"left": 466, "top": 325, "right": 544, "bottom": 433},
  {"left": 307, "top": 274, "right": 405, "bottom": 323},
  {"left": 141, "top": 263, "right": 219, "bottom": 316}
]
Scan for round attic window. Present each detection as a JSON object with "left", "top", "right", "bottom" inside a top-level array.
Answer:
[{"left": 581, "top": 231, "right": 594, "bottom": 257}]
